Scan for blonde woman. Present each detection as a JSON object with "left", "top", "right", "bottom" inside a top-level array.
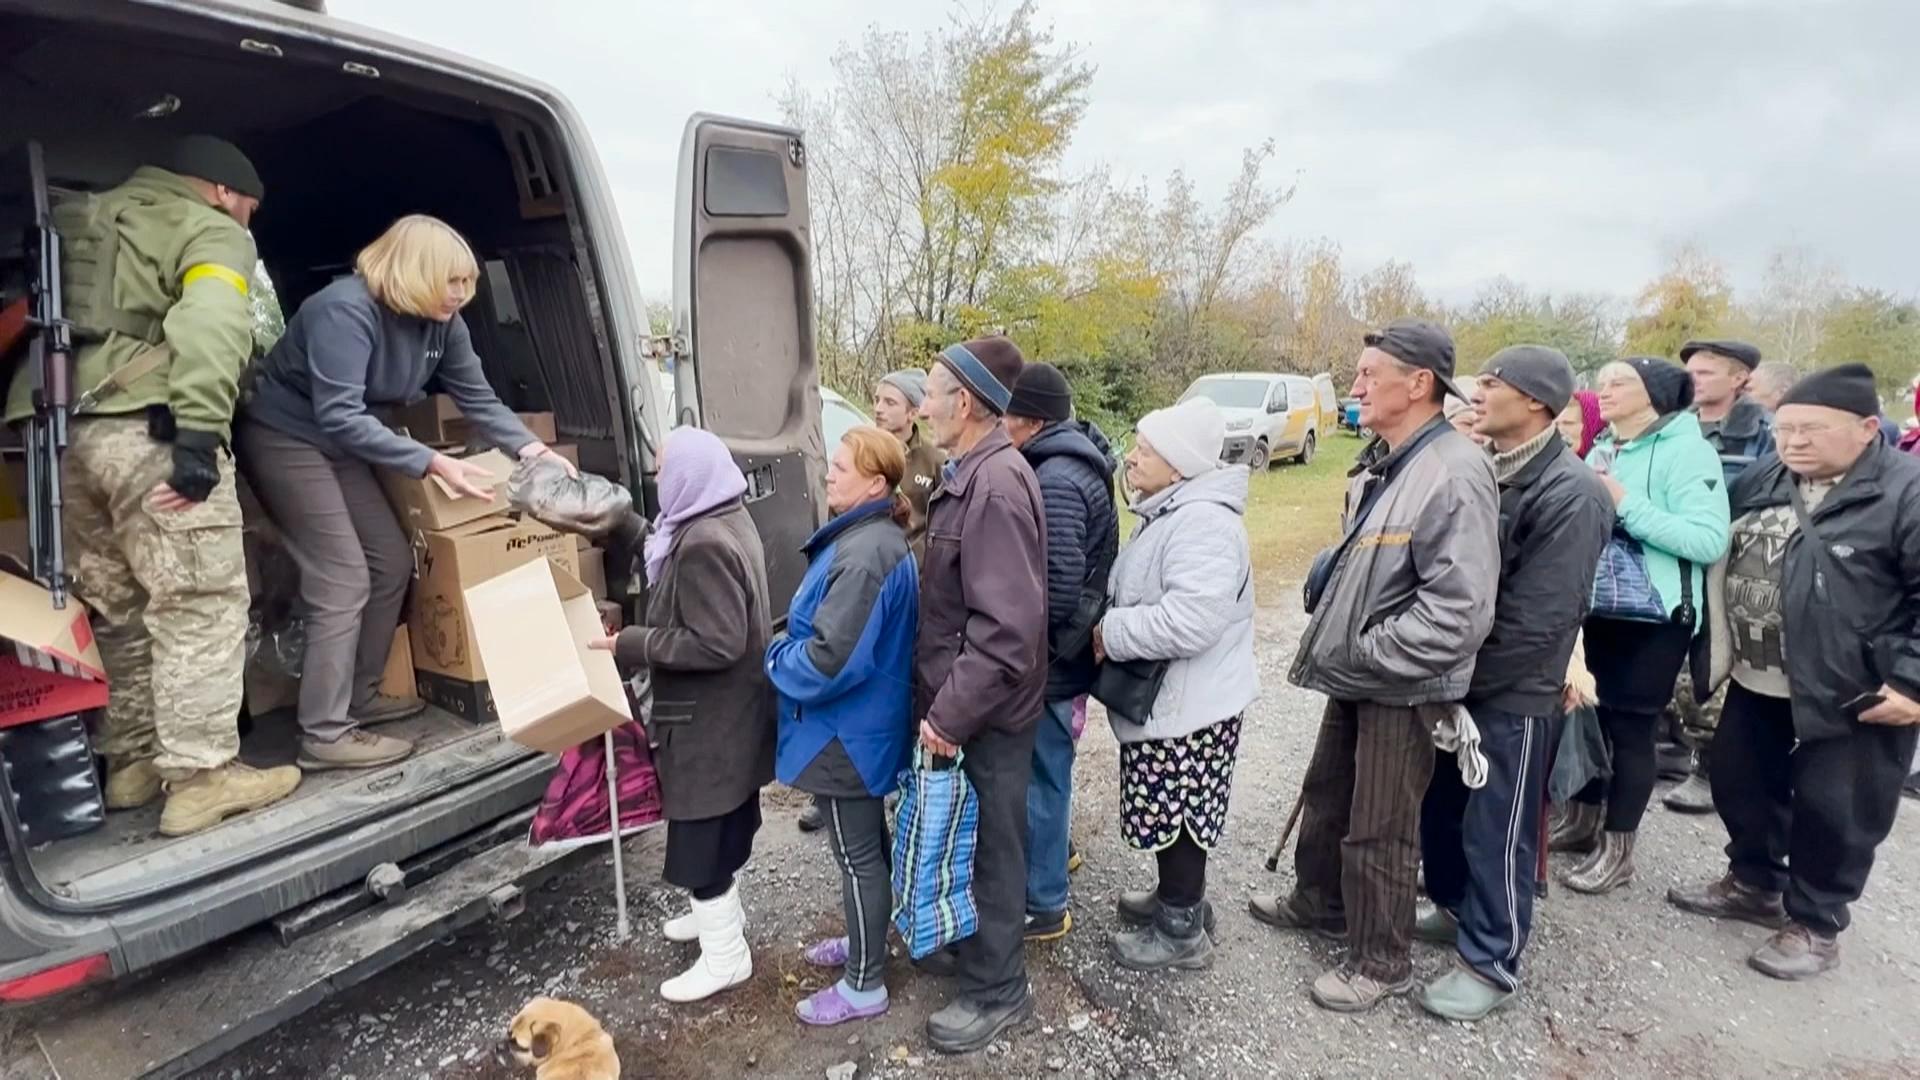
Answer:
[{"left": 237, "top": 215, "right": 568, "bottom": 770}]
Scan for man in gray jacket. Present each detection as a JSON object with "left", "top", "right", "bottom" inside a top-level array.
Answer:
[{"left": 1250, "top": 319, "right": 1500, "bottom": 1012}]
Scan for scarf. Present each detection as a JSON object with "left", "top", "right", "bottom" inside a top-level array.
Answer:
[
  {"left": 1570, "top": 390, "right": 1604, "bottom": 458},
  {"left": 1490, "top": 424, "right": 1559, "bottom": 485},
  {"left": 645, "top": 427, "right": 747, "bottom": 585}
]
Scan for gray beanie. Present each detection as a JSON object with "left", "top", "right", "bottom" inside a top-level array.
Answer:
[{"left": 879, "top": 369, "right": 928, "bottom": 408}]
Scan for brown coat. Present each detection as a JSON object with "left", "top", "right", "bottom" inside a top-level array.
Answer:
[
  {"left": 914, "top": 425, "right": 1048, "bottom": 744},
  {"left": 614, "top": 502, "right": 775, "bottom": 820},
  {"left": 901, "top": 424, "right": 947, "bottom": 561}
]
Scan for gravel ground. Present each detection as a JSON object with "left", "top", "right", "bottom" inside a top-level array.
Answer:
[{"left": 15, "top": 603, "right": 1920, "bottom": 1079}]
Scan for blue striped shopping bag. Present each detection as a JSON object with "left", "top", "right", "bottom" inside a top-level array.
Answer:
[{"left": 890, "top": 746, "right": 979, "bottom": 959}]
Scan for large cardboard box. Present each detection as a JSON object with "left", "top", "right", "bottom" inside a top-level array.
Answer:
[
  {"left": 464, "top": 559, "right": 630, "bottom": 753},
  {"left": 0, "top": 573, "right": 109, "bottom": 729},
  {"left": 448, "top": 410, "right": 557, "bottom": 447},
  {"left": 378, "top": 449, "right": 515, "bottom": 533},
  {"left": 387, "top": 395, "right": 464, "bottom": 446},
  {"left": 407, "top": 516, "right": 577, "bottom": 722}
]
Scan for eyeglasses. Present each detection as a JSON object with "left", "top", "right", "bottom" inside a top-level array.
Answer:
[{"left": 1774, "top": 422, "right": 1854, "bottom": 439}]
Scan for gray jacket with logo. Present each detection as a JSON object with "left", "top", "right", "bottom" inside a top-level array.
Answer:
[{"left": 1290, "top": 417, "right": 1501, "bottom": 706}]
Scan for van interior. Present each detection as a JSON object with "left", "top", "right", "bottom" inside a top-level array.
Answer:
[{"left": 0, "top": 9, "right": 643, "bottom": 914}]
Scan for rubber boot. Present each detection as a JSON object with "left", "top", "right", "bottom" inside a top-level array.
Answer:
[
  {"left": 1663, "top": 749, "right": 1715, "bottom": 814},
  {"left": 1546, "top": 801, "right": 1603, "bottom": 854},
  {"left": 1564, "top": 831, "right": 1636, "bottom": 895},
  {"left": 660, "top": 884, "right": 752, "bottom": 1002}
]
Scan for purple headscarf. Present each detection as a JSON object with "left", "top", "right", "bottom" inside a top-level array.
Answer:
[{"left": 645, "top": 428, "right": 747, "bottom": 585}]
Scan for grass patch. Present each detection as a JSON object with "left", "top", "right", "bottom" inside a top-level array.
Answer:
[{"left": 1242, "top": 433, "right": 1362, "bottom": 598}]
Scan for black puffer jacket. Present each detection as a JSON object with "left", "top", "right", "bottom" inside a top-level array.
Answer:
[{"left": 1020, "top": 419, "right": 1119, "bottom": 701}]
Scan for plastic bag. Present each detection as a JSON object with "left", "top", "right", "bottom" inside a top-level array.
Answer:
[
  {"left": 507, "top": 455, "right": 633, "bottom": 539},
  {"left": 527, "top": 721, "right": 663, "bottom": 850},
  {"left": 1549, "top": 703, "right": 1611, "bottom": 805},
  {"left": 890, "top": 747, "right": 979, "bottom": 959}
]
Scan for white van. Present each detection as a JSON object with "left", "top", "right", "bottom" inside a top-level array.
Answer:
[{"left": 1179, "top": 371, "right": 1338, "bottom": 468}]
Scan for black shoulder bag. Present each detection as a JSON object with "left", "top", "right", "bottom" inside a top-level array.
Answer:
[{"left": 1091, "top": 549, "right": 1251, "bottom": 727}]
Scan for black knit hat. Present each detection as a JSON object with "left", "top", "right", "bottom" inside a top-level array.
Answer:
[
  {"left": 1008, "top": 362, "right": 1073, "bottom": 422},
  {"left": 1624, "top": 356, "right": 1694, "bottom": 415},
  {"left": 1778, "top": 362, "right": 1880, "bottom": 418},
  {"left": 938, "top": 336, "right": 1025, "bottom": 415},
  {"left": 161, "top": 134, "right": 265, "bottom": 200}
]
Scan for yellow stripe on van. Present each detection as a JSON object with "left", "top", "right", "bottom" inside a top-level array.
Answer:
[{"left": 182, "top": 263, "right": 250, "bottom": 296}]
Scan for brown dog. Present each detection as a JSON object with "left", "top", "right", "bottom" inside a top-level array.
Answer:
[{"left": 505, "top": 997, "right": 620, "bottom": 1080}]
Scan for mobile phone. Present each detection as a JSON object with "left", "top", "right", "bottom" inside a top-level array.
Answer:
[{"left": 1844, "top": 692, "right": 1886, "bottom": 717}]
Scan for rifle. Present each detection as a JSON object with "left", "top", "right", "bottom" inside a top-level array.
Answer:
[{"left": 18, "top": 140, "right": 72, "bottom": 608}]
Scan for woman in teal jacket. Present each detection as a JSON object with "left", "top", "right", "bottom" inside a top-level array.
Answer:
[{"left": 1562, "top": 356, "right": 1731, "bottom": 895}]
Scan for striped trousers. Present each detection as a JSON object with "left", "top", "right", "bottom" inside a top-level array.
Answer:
[{"left": 1291, "top": 699, "right": 1435, "bottom": 984}]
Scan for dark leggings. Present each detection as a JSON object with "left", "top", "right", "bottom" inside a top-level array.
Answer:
[
  {"left": 1155, "top": 831, "right": 1209, "bottom": 909},
  {"left": 1574, "top": 706, "right": 1660, "bottom": 832}
]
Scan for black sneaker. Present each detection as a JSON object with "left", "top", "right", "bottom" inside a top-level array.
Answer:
[{"left": 927, "top": 991, "right": 1034, "bottom": 1054}]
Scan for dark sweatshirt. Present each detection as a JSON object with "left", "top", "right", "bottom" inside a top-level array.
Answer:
[{"left": 244, "top": 275, "right": 536, "bottom": 476}]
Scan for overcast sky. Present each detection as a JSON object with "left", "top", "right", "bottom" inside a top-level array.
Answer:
[{"left": 329, "top": 0, "right": 1919, "bottom": 307}]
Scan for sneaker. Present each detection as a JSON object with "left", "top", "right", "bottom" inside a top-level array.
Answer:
[
  {"left": 158, "top": 762, "right": 302, "bottom": 837},
  {"left": 926, "top": 991, "right": 1033, "bottom": 1055},
  {"left": 1419, "top": 964, "right": 1514, "bottom": 1022},
  {"left": 1748, "top": 923, "right": 1840, "bottom": 981},
  {"left": 1309, "top": 966, "right": 1415, "bottom": 1013},
  {"left": 798, "top": 802, "right": 826, "bottom": 833},
  {"left": 1666, "top": 872, "right": 1789, "bottom": 930},
  {"left": 350, "top": 692, "right": 426, "bottom": 726},
  {"left": 1023, "top": 910, "right": 1072, "bottom": 943},
  {"left": 296, "top": 729, "right": 414, "bottom": 771},
  {"left": 1413, "top": 903, "right": 1459, "bottom": 945},
  {"left": 104, "top": 759, "right": 162, "bottom": 810},
  {"left": 1117, "top": 891, "right": 1218, "bottom": 936},
  {"left": 1248, "top": 893, "right": 1348, "bottom": 941}
]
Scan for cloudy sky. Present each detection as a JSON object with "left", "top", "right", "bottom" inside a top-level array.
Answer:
[{"left": 330, "top": 0, "right": 1918, "bottom": 306}]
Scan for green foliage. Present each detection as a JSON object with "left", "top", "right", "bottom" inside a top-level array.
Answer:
[
  {"left": 1811, "top": 289, "right": 1920, "bottom": 394},
  {"left": 1622, "top": 249, "right": 1733, "bottom": 359}
]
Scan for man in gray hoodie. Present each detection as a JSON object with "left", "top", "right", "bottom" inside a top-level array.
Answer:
[{"left": 1250, "top": 319, "right": 1500, "bottom": 1013}]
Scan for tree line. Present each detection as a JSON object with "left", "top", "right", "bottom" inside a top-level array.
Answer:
[{"left": 779, "top": 4, "right": 1920, "bottom": 431}]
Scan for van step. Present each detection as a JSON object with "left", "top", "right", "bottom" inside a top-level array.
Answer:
[{"left": 33, "top": 834, "right": 587, "bottom": 1080}]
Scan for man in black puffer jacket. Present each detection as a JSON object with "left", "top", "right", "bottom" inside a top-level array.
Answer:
[{"left": 1005, "top": 362, "right": 1120, "bottom": 941}]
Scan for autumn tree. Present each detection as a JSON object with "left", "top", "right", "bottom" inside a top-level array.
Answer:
[
  {"left": 1623, "top": 247, "right": 1734, "bottom": 358},
  {"left": 1812, "top": 289, "right": 1920, "bottom": 395}
]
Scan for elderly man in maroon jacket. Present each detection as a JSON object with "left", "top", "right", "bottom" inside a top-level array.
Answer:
[{"left": 912, "top": 335, "right": 1049, "bottom": 1055}]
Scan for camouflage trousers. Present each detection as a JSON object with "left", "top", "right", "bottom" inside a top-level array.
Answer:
[
  {"left": 65, "top": 417, "right": 245, "bottom": 774},
  {"left": 1664, "top": 668, "right": 1727, "bottom": 752}
]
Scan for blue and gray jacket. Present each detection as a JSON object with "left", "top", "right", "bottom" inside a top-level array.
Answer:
[{"left": 767, "top": 499, "right": 919, "bottom": 797}]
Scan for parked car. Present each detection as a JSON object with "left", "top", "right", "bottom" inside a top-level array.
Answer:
[
  {"left": 1179, "top": 372, "right": 1338, "bottom": 468},
  {"left": 1338, "top": 396, "right": 1369, "bottom": 437}
]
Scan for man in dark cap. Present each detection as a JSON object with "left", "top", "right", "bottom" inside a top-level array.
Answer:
[
  {"left": 913, "top": 336, "right": 1048, "bottom": 1052},
  {"left": 1252, "top": 318, "right": 1501, "bottom": 1012},
  {"left": 1413, "top": 345, "right": 1612, "bottom": 1021},
  {"left": 1002, "top": 362, "right": 1118, "bottom": 943},
  {"left": 3, "top": 134, "right": 297, "bottom": 837},
  {"left": 1668, "top": 363, "right": 1920, "bottom": 982}
]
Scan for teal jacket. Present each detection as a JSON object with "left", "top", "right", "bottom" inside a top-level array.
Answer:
[{"left": 1591, "top": 411, "right": 1731, "bottom": 626}]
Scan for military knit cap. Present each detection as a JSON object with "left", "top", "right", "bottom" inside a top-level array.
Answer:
[{"left": 162, "top": 134, "right": 265, "bottom": 200}]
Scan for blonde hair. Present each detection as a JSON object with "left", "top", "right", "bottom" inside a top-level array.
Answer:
[{"left": 355, "top": 214, "right": 479, "bottom": 319}]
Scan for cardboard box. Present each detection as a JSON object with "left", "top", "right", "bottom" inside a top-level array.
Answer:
[
  {"left": 464, "top": 559, "right": 630, "bottom": 753},
  {"left": 549, "top": 443, "right": 579, "bottom": 468},
  {"left": 416, "top": 669, "right": 494, "bottom": 724},
  {"left": 407, "top": 515, "right": 578, "bottom": 684},
  {"left": 445, "top": 410, "right": 557, "bottom": 448},
  {"left": 378, "top": 625, "right": 417, "bottom": 699},
  {"left": 576, "top": 546, "right": 607, "bottom": 601},
  {"left": 387, "top": 395, "right": 464, "bottom": 446},
  {"left": 0, "top": 573, "right": 109, "bottom": 729},
  {"left": 378, "top": 449, "right": 515, "bottom": 533}
]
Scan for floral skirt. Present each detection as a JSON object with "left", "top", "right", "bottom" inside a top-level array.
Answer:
[{"left": 1119, "top": 715, "right": 1243, "bottom": 852}]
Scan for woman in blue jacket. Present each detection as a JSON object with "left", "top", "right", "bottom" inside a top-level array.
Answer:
[
  {"left": 1561, "top": 356, "right": 1730, "bottom": 894},
  {"left": 768, "top": 426, "right": 919, "bottom": 1026}
]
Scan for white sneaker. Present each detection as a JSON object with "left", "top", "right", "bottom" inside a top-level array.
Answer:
[
  {"left": 660, "top": 884, "right": 752, "bottom": 1003},
  {"left": 662, "top": 910, "right": 698, "bottom": 943}
]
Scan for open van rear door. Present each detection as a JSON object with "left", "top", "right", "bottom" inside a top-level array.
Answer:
[{"left": 671, "top": 114, "right": 824, "bottom": 613}]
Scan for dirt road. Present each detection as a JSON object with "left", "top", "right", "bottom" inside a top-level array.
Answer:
[{"left": 158, "top": 603, "right": 1920, "bottom": 1078}]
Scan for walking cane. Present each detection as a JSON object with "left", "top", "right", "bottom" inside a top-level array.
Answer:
[{"left": 1264, "top": 783, "right": 1308, "bottom": 872}]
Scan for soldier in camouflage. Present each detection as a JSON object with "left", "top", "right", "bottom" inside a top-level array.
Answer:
[{"left": 3, "top": 135, "right": 300, "bottom": 837}]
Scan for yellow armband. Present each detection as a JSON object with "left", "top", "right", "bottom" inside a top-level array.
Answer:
[{"left": 182, "top": 263, "right": 251, "bottom": 296}]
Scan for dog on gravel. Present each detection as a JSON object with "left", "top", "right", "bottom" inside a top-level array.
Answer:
[{"left": 504, "top": 997, "right": 620, "bottom": 1080}]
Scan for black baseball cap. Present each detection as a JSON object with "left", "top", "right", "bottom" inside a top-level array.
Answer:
[{"left": 1364, "top": 318, "right": 1466, "bottom": 402}]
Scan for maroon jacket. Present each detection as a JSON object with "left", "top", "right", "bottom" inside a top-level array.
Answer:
[{"left": 915, "top": 425, "right": 1048, "bottom": 744}]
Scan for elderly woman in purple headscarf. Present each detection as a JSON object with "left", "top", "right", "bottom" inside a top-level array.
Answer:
[{"left": 592, "top": 427, "right": 775, "bottom": 1005}]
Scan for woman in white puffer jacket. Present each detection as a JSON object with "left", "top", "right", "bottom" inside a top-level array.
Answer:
[{"left": 1093, "top": 397, "right": 1258, "bottom": 973}]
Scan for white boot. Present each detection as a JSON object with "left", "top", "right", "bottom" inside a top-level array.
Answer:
[
  {"left": 662, "top": 909, "right": 698, "bottom": 943},
  {"left": 660, "top": 884, "right": 752, "bottom": 1003}
]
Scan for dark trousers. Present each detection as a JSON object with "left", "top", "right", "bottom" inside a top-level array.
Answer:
[
  {"left": 1292, "top": 699, "right": 1435, "bottom": 983},
  {"left": 235, "top": 420, "right": 412, "bottom": 742},
  {"left": 1576, "top": 616, "right": 1693, "bottom": 832},
  {"left": 1421, "top": 705, "right": 1549, "bottom": 991},
  {"left": 1572, "top": 705, "right": 1660, "bottom": 831},
  {"left": 1156, "top": 830, "right": 1208, "bottom": 908},
  {"left": 957, "top": 722, "right": 1037, "bottom": 1006},
  {"left": 663, "top": 794, "right": 762, "bottom": 898},
  {"left": 823, "top": 795, "right": 891, "bottom": 992},
  {"left": 1713, "top": 683, "right": 1917, "bottom": 935}
]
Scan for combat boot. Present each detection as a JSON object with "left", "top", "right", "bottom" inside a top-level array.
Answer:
[
  {"left": 104, "top": 759, "right": 162, "bottom": 810},
  {"left": 1546, "top": 801, "right": 1603, "bottom": 854},
  {"left": 159, "top": 761, "right": 302, "bottom": 837}
]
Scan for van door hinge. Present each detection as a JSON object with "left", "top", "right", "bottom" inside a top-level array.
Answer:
[{"left": 639, "top": 333, "right": 685, "bottom": 361}]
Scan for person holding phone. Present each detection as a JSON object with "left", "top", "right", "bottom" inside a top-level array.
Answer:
[
  {"left": 1667, "top": 364, "right": 1920, "bottom": 981},
  {"left": 238, "top": 215, "right": 568, "bottom": 771}
]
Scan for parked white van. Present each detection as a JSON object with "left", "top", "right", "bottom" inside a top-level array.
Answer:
[{"left": 1179, "top": 371, "right": 1339, "bottom": 468}]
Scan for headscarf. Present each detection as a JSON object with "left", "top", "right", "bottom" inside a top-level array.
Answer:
[
  {"left": 645, "top": 427, "right": 747, "bottom": 585},
  {"left": 1570, "top": 390, "right": 1604, "bottom": 458}
]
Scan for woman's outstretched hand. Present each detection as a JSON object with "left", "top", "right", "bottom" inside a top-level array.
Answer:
[{"left": 428, "top": 452, "right": 499, "bottom": 500}]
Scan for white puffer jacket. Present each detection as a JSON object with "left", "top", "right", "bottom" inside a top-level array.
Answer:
[{"left": 1099, "top": 465, "right": 1259, "bottom": 743}]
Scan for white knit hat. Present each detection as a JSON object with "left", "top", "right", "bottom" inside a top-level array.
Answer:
[{"left": 1136, "top": 398, "right": 1225, "bottom": 479}]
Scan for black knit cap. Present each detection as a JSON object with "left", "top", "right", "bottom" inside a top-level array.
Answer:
[
  {"left": 1624, "top": 356, "right": 1695, "bottom": 415},
  {"left": 1778, "top": 362, "right": 1880, "bottom": 418},
  {"left": 161, "top": 134, "right": 265, "bottom": 200},
  {"left": 1680, "top": 338, "right": 1762, "bottom": 371},
  {"left": 1008, "top": 361, "right": 1073, "bottom": 422}
]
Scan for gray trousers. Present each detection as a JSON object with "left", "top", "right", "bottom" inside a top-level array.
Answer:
[
  {"left": 235, "top": 420, "right": 411, "bottom": 742},
  {"left": 824, "top": 795, "right": 891, "bottom": 992}
]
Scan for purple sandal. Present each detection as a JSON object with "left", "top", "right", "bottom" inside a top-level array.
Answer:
[
  {"left": 802, "top": 936, "right": 850, "bottom": 968},
  {"left": 795, "top": 982, "right": 889, "bottom": 1026}
]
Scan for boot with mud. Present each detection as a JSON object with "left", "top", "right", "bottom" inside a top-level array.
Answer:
[
  {"left": 1249, "top": 891, "right": 1348, "bottom": 941},
  {"left": 158, "top": 761, "right": 303, "bottom": 837},
  {"left": 1546, "top": 801, "right": 1603, "bottom": 854},
  {"left": 1110, "top": 901, "right": 1212, "bottom": 972},
  {"left": 104, "top": 758, "right": 162, "bottom": 810},
  {"left": 1564, "top": 830, "right": 1636, "bottom": 894},
  {"left": 1117, "top": 890, "right": 1218, "bottom": 937},
  {"left": 1666, "top": 872, "right": 1789, "bottom": 929},
  {"left": 1748, "top": 923, "right": 1840, "bottom": 981}
]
